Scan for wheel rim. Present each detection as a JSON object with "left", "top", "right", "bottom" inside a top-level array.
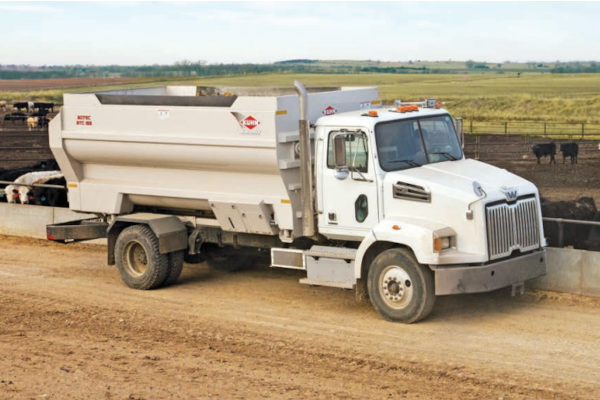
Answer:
[
  {"left": 379, "top": 265, "right": 413, "bottom": 310},
  {"left": 123, "top": 241, "right": 148, "bottom": 277}
]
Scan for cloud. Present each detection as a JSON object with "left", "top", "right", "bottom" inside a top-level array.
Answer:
[
  {"left": 0, "top": 4, "right": 61, "bottom": 13},
  {"left": 415, "top": 19, "right": 442, "bottom": 30}
]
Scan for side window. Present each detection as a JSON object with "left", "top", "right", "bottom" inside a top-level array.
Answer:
[{"left": 327, "top": 130, "right": 369, "bottom": 173}]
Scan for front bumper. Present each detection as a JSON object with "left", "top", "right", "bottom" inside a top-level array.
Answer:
[{"left": 432, "top": 249, "right": 546, "bottom": 295}]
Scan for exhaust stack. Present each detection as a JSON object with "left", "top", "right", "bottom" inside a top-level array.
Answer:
[{"left": 294, "top": 81, "right": 316, "bottom": 237}]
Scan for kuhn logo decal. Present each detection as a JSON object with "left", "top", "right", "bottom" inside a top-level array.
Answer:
[
  {"left": 323, "top": 105, "right": 337, "bottom": 116},
  {"left": 240, "top": 115, "right": 261, "bottom": 130}
]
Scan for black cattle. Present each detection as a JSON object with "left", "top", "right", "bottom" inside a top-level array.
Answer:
[
  {"left": 560, "top": 142, "right": 578, "bottom": 164},
  {"left": 532, "top": 143, "right": 556, "bottom": 164},
  {"left": 30, "top": 177, "right": 68, "bottom": 207},
  {"left": 586, "top": 211, "right": 600, "bottom": 251},
  {"left": 31, "top": 110, "right": 48, "bottom": 117},
  {"left": 3, "top": 112, "right": 28, "bottom": 124},
  {"left": 12, "top": 101, "right": 32, "bottom": 112},
  {"left": 34, "top": 159, "right": 59, "bottom": 170},
  {"left": 33, "top": 102, "right": 55, "bottom": 113},
  {"left": 541, "top": 196, "right": 597, "bottom": 249}
]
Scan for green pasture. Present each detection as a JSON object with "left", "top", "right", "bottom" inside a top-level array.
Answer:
[{"left": 2, "top": 73, "right": 600, "bottom": 123}]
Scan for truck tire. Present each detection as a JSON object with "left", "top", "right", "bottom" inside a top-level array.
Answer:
[
  {"left": 115, "top": 224, "right": 169, "bottom": 290},
  {"left": 205, "top": 246, "right": 255, "bottom": 272},
  {"left": 367, "top": 248, "right": 436, "bottom": 323},
  {"left": 162, "top": 250, "right": 185, "bottom": 287}
]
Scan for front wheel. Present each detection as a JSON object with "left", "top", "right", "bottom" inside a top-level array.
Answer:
[{"left": 367, "top": 248, "right": 435, "bottom": 323}]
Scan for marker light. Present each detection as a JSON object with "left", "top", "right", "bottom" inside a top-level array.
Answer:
[{"left": 433, "top": 237, "right": 451, "bottom": 252}]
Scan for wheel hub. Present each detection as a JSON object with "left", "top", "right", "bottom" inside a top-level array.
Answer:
[
  {"left": 124, "top": 242, "right": 148, "bottom": 277},
  {"left": 381, "top": 266, "right": 413, "bottom": 309}
]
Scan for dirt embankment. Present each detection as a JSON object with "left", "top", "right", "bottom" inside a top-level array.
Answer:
[{"left": 1, "top": 235, "right": 600, "bottom": 399}]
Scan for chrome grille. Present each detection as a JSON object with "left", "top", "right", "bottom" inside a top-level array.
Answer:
[{"left": 486, "top": 197, "right": 540, "bottom": 260}]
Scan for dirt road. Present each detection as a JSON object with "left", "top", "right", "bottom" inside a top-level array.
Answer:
[{"left": 1, "top": 235, "right": 599, "bottom": 399}]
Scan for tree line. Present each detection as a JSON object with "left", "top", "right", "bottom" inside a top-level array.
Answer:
[{"left": 1, "top": 60, "right": 599, "bottom": 80}]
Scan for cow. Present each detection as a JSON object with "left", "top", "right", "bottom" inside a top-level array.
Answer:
[
  {"left": 560, "top": 142, "right": 578, "bottom": 164},
  {"left": 32, "top": 159, "right": 59, "bottom": 171},
  {"left": 5, "top": 170, "right": 61, "bottom": 204},
  {"left": 541, "top": 196, "right": 597, "bottom": 249},
  {"left": 0, "top": 160, "right": 60, "bottom": 202},
  {"left": 29, "top": 176, "right": 67, "bottom": 207},
  {"left": 3, "top": 112, "right": 28, "bottom": 124},
  {"left": 27, "top": 116, "right": 39, "bottom": 131},
  {"left": 586, "top": 211, "right": 600, "bottom": 251},
  {"left": 21, "top": 173, "right": 64, "bottom": 205},
  {"left": 0, "top": 100, "right": 6, "bottom": 111},
  {"left": 0, "top": 168, "right": 36, "bottom": 202},
  {"left": 532, "top": 143, "right": 556, "bottom": 164},
  {"left": 33, "top": 102, "right": 55, "bottom": 113},
  {"left": 12, "top": 101, "right": 33, "bottom": 112}
]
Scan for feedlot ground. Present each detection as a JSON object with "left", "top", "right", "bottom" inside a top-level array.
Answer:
[
  {"left": 489, "top": 159, "right": 600, "bottom": 204},
  {"left": 2, "top": 236, "right": 600, "bottom": 399}
]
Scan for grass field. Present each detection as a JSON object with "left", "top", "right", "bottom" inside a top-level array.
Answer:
[{"left": 2, "top": 72, "right": 600, "bottom": 123}]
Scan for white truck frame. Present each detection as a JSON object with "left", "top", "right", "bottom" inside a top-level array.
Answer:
[{"left": 48, "top": 82, "right": 546, "bottom": 323}]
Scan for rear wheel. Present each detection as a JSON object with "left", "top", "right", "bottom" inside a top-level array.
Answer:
[
  {"left": 367, "top": 248, "right": 435, "bottom": 323},
  {"left": 115, "top": 225, "right": 169, "bottom": 290},
  {"left": 162, "top": 250, "right": 185, "bottom": 287}
]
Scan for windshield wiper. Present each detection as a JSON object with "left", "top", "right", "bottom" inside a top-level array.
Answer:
[
  {"left": 430, "top": 152, "right": 458, "bottom": 161},
  {"left": 388, "top": 159, "right": 421, "bottom": 167}
]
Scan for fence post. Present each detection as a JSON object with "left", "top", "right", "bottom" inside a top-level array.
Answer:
[
  {"left": 476, "top": 135, "right": 480, "bottom": 159},
  {"left": 558, "top": 220, "right": 564, "bottom": 248},
  {"left": 544, "top": 122, "right": 546, "bottom": 137},
  {"left": 504, "top": 121, "right": 507, "bottom": 134},
  {"left": 470, "top": 119, "right": 473, "bottom": 134},
  {"left": 582, "top": 123, "right": 585, "bottom": 139}
]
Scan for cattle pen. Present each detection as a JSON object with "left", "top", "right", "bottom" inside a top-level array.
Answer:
[{"left": 2, "top": 101, "right": 600, "bottom": 398}]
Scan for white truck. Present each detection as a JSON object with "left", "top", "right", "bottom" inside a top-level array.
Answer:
[{"left": 47, "top": 82, "right": 546, "bottom": 323}]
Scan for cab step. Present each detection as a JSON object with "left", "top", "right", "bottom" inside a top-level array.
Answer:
[
  {"left": 304, "top": 245, "right": 357, "bottom": 260},
  {"left": 299, "top": 278, "right": 354, "bottom": 289}
]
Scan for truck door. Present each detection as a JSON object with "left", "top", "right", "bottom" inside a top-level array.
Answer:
[{"left": 317, "top": 129, "right": 379, "bottom": 239}]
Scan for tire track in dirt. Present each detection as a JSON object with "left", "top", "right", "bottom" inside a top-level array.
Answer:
[{"left": 1, "top": 235, "right": 600, "bottom": 399}]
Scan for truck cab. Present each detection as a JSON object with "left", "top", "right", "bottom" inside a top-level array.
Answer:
[{"left": 311, "top": 102, "right": 546, "bottom": 322}]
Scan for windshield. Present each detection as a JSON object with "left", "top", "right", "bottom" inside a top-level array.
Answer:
[{"left": 375, "top": 114, "right": 463, "bottom": 171}]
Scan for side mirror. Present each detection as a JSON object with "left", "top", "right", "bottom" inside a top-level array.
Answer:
[
  {"left": 333, "top": 134, "right": 349, "bottom": 180},
  {"left": 454, "top": 117, "right": 464, "bottom": 149}
]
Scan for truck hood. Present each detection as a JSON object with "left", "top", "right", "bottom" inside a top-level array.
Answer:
[{"left": 385, "top": 158, "right": 537, "bottom": 203}]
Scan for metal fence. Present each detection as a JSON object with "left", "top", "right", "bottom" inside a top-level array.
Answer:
[
  {"left": 464, "top": 119, "right": 600, "bottom": 140},
  {"left": 542, "top": 217, "right": 600, "bottom": 250}
]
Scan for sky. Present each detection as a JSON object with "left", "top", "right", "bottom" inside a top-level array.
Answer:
[{"left": 1, "top": 1, "right": 599, "bottom": 66}]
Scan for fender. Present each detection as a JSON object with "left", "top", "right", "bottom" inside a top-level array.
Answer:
[
  {"left": 107, "top": 213, "right": 188, "bottom": 265},
  {"left": 355, "top": 218, "right": 455, "bottom": 278}
]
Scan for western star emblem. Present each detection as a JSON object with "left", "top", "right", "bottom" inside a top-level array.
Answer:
[
  {"left": 501, "top": 187, "right": 518, "bottom": 201},
  {"left": 323, "top": 105, "right": 337, "bottom": 116},
  {"left": 240, "top": 115, "right": 260, "bottom": 130}
]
